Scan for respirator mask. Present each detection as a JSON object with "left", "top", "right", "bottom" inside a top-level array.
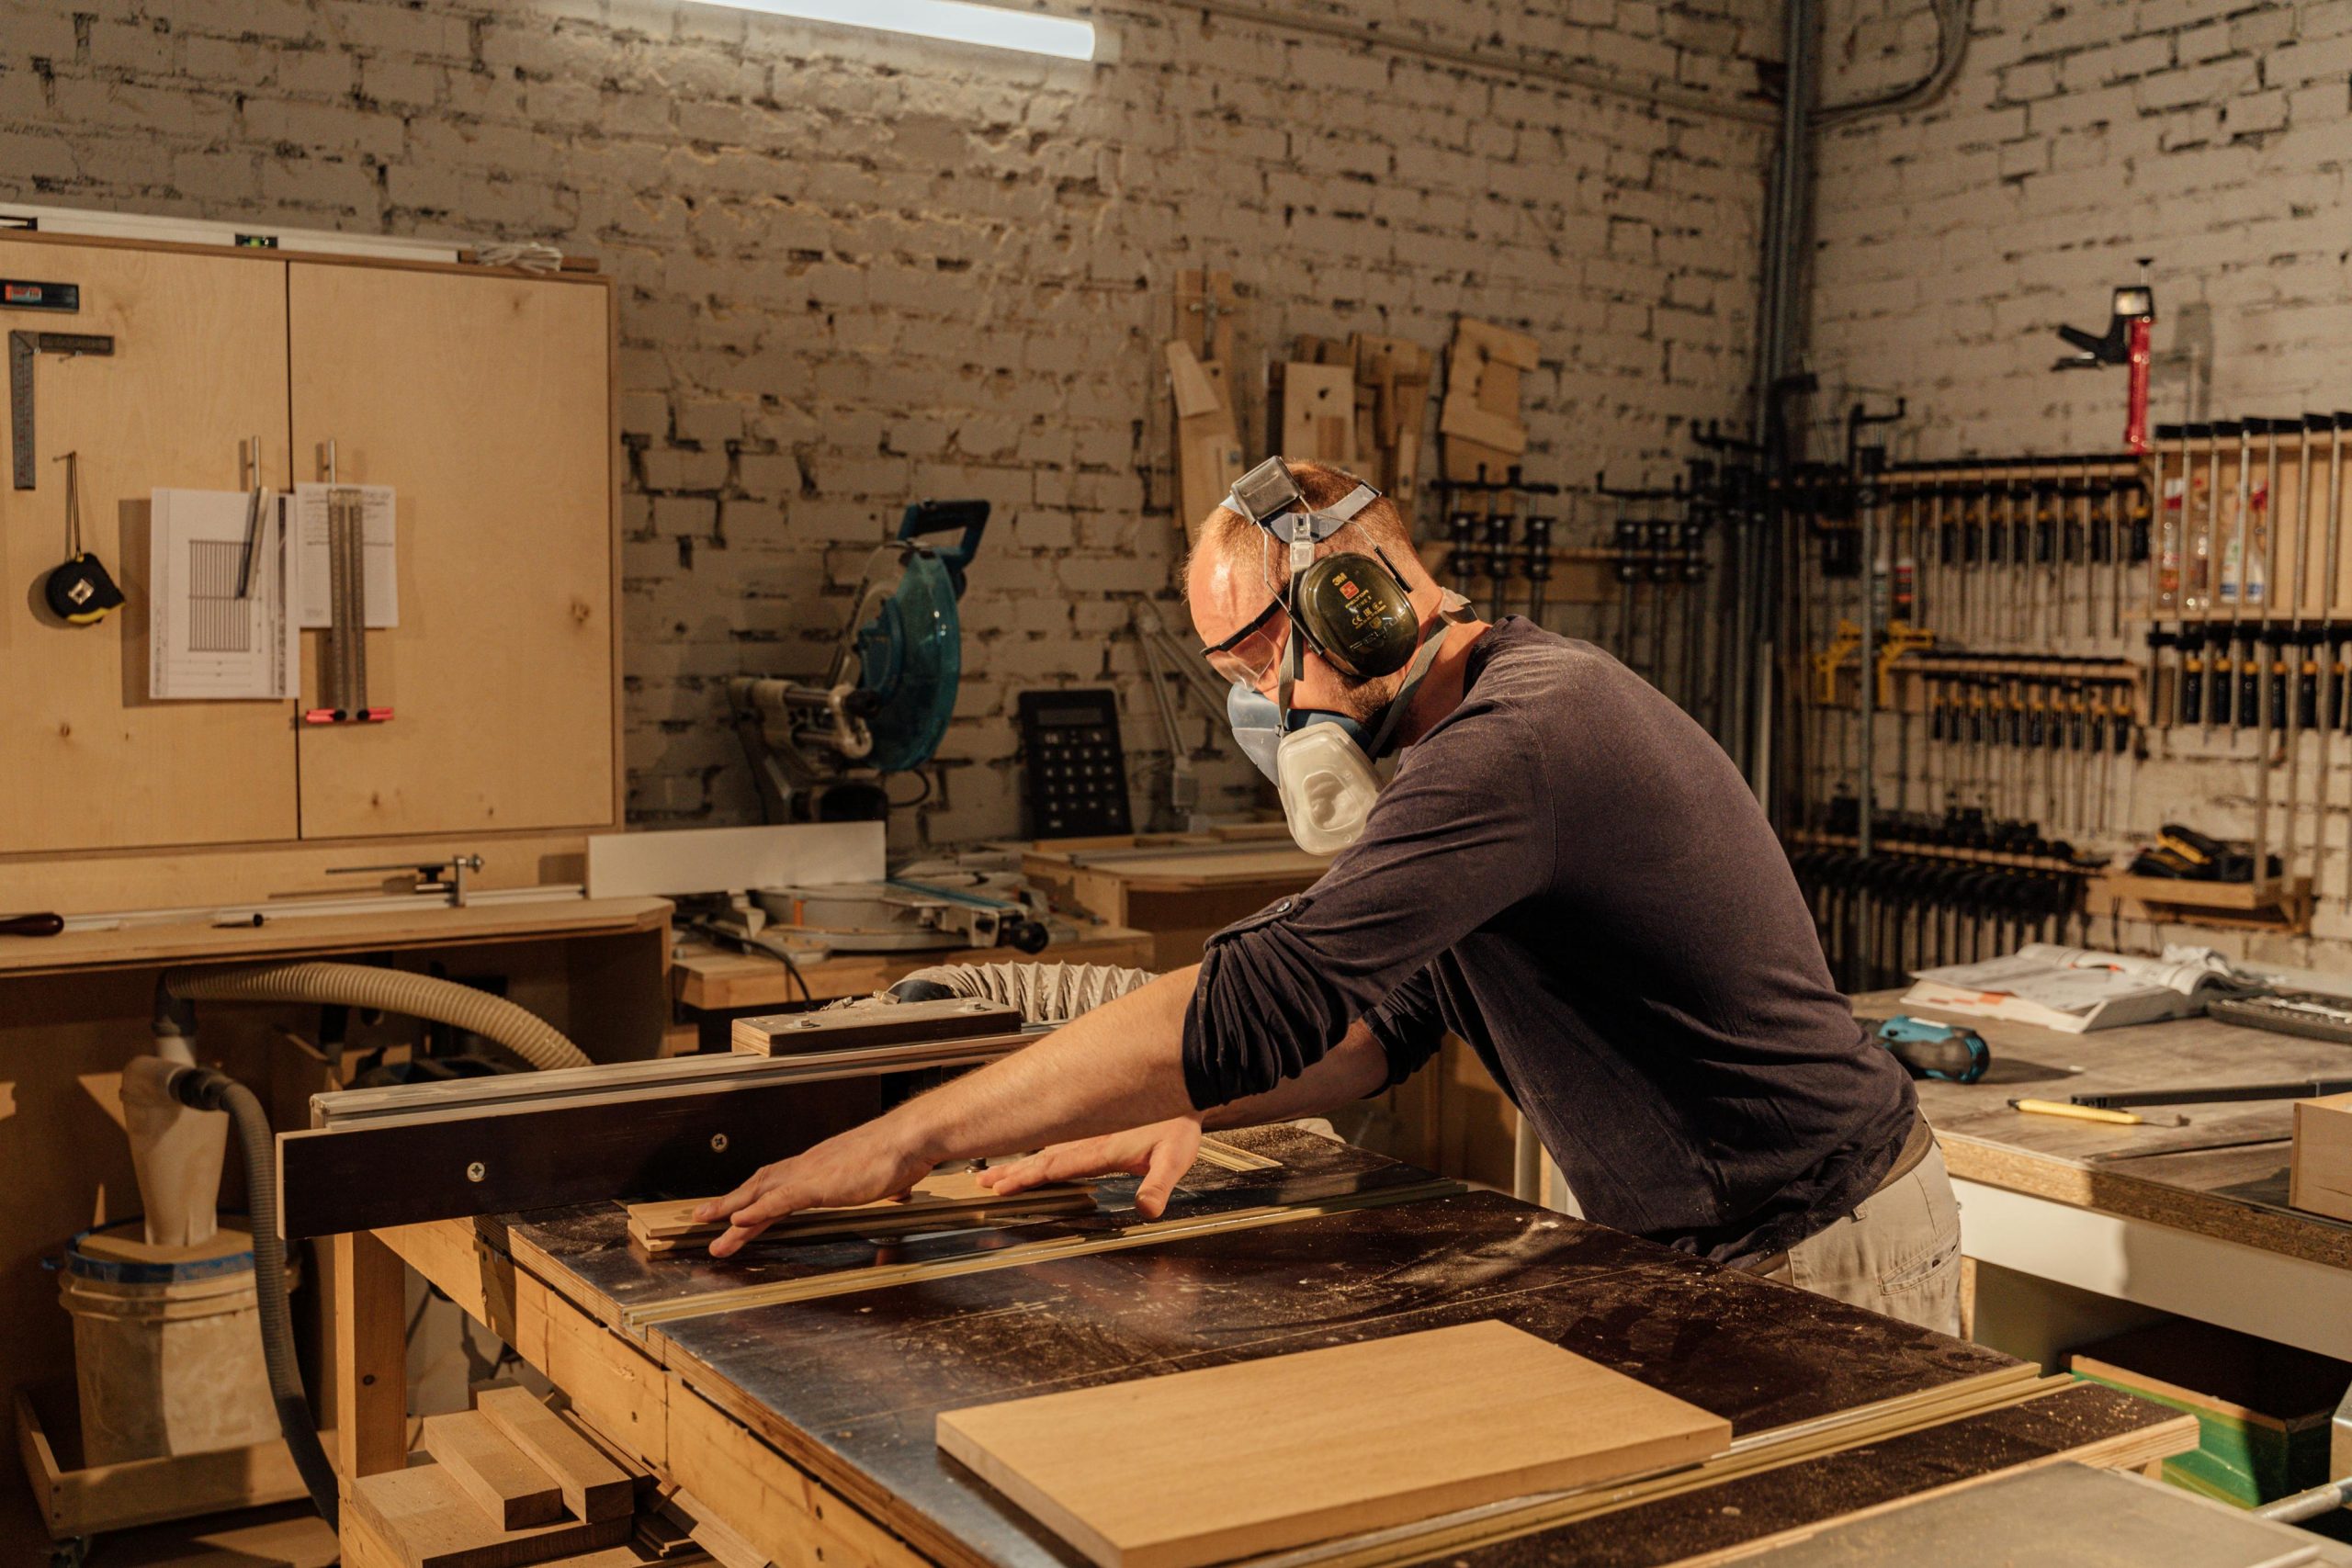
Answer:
[{"left": 1206, "top": 457, "right": 1471, "bottom": 855}]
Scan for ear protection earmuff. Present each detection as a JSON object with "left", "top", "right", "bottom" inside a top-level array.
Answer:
[
  {"left": 1224, "top": 456, "right": 1419, "bottom": 681},
  {"left": 1292, "top": 549, "right": 1419, "bottom": 678}
]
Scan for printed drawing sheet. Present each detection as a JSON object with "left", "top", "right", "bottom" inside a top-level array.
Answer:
[{"left": 149, "top": 487, "right": 298, "bottom": 701}]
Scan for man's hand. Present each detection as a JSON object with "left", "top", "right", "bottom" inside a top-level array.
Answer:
[
  {"left": 974, "top": 1116, "right": 1204, "bottom": 1220},
  {"left": 693, "top": 1126, "right": 934, "bottom": 1258}
]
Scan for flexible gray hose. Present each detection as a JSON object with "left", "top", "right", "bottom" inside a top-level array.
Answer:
[
  {"left": 164, "top": 961, "right": 588, "bottom": 1071},
  {"left": 167, "top": 1066, "right": 339, "bottom": 1531},
  {"left": 887, "top": 961, "right": 1157, "bottom": 1022}
]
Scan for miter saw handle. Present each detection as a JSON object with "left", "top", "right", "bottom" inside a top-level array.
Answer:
[{"left": 899, "top": 500, "right": 989, "bottom": 593}]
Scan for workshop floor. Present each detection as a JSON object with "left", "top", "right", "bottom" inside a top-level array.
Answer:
[{"left": 0, "top": 1467, "right": 334, "bottom": 1568}]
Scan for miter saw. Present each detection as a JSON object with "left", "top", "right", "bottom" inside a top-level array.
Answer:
[
  {"left": 721, "top": 501, "right": 1055, "bottom": 957},
  {"left": 729, "top": 500, "right": 986, "bottom": 825}
]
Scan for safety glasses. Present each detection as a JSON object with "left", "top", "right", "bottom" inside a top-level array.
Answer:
[{"left": 1202, "top": 597, "right": 1291, "bottom": 690}]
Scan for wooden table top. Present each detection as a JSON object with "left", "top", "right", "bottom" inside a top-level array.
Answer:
[
  {"left": 0, "top": 894, "right": 672, "bottom": 977},
  {"left": 671, "top": 922, "right": 1155, "bottom": 1011},
  {"left": 1013, "top": 831, "right": 1326, "bottom": 891},
  {"left": 1857, "top": 988, "right": 2352, "bottom": 1270},
  {"left": 482, "top": 1128, "right": 2183, "bottom": 1568}
]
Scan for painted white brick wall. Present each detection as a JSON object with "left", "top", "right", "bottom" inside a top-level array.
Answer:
[
  {"left": 1811, "top": 0, "right": 2352, "bottom": 964},
  {"left": 2, "top": 0, "right": 1776, "bottom": 847}
]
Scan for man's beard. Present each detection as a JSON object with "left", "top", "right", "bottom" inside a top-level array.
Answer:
[{"left": 1329, "top": 668, "right": 1403, "bottom": 727}]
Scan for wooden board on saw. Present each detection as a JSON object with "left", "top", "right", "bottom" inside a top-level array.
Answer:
[
  {"left": 627, "top": 1168, "right": 1099, "bottom": 1255},
  {"left": 933, "top": 1319, "right": 1731, "bottom": 1568},
  {"left": 349, "top": 1459, "right": 631, "bottom": 1568}
]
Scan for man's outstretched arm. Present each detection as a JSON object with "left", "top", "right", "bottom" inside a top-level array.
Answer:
[
  {"left": 693, "top": 965, "right": 1391, "bottom": 1256},
  {"left": 971, "top": 1020, "right": 1395, "bottom": 1215}
]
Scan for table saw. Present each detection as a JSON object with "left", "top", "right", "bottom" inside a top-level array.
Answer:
[{"left": 295, "top": 1010, "right": 2200, "bottom": 1568}]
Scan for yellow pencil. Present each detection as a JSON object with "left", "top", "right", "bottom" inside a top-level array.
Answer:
[{"left": 2009, "top": 1097, "right": 2143, "bottom": 1126}]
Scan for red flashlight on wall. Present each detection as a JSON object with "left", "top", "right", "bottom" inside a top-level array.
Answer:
[{"left": 2054, "top": 259, "right": 2156, "bottom": 455}]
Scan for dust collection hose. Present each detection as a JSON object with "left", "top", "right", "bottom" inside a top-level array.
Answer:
[
  {"left": 153, "top": 962, "right": 592, "bottom": 1530},
  {"left": 164, "top": 961, "right": 591, "bottom": 1071},
  {"left": 887, "top": 960, "right": 1158, "bottom": 1022},
  {"left": 160, "top": 1062, "right": 341, "bottom": 1532}
]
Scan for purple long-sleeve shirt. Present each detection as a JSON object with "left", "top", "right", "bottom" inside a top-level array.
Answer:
[{"left": 1181, "top": 618, "right": 1915, "bottom": 1266}]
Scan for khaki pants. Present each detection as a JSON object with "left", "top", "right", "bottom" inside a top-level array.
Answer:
[{"left": 1766, "top": 1142, "right": 1964, "bottom": 1337}]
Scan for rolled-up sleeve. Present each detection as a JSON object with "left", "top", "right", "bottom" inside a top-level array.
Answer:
[
  {"left": 1364, "top": 966, "right": 1445, "bottom": 1085},
  {"left": 1179, "top": 703, "right": 1556, "bottom": 1110}
]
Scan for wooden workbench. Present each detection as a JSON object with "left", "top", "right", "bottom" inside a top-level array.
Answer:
[
  {"left": 1860, "top": 990, "right": 2352, "bottom": 1358},
  {"left": 0, "top": 894, "right": 674, "bottom": 1551},
  {"left": 1015, "top": 830, "right": 1324, "bottom": 968},
  {"left": 344, "top": 1127, "right": 2192, "bottom": 1568},
  {"left": 669, "top": 922, "right": 1155, "bottom": 1012}
]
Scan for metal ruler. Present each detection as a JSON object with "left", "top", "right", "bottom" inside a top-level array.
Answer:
[{"left": 9, "top": 330, "right": 114, "bottom": 488}]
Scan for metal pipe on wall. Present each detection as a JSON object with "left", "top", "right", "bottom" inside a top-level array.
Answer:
[{"left": 1742, "top": 0, "right": 1818, "bottom": 807}]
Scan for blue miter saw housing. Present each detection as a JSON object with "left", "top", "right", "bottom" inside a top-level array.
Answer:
[{"left": 728, "top": 500, "right": 989, "bottom": 823}]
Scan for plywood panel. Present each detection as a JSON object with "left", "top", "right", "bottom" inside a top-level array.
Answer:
[
  {"left": 0, "top": 236, "right": 297, "bottom": 852},
  {"left": 933, "top": 1319, "right": 1730, "bottom": 1568},
  {"left": 288, "top": 263, "right": 615, "bottom": 839}
]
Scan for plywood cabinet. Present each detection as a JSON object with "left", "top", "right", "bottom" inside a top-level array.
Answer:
[
  {"left": 0, "top": 238, "right": 298, "bottom": 852},
  {"left": 288, "top": 263, "right": 616, "bottom": 839},
  {"left": 0, "top": 232, "right": 617, "bottom": 868}
]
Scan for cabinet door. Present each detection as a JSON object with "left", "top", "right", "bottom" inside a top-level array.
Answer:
[
  {"left": 288, "top": 264, "right": 616, "bottom": 839},
  {"left": 0, "top": 240, "right": 297, "bottom": 854}
]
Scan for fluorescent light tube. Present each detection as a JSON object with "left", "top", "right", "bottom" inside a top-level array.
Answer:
[{"left": 709, "top": 0, "right": 1094, "bottom": 61}]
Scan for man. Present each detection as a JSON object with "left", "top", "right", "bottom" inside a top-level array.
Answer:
[{"left": 697, "top": 460, "right": 1962, "bottom": 1334}]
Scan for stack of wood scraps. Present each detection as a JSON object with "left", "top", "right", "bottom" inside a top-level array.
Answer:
[
  {"left": 1440, "top": 317, "right": 1540, "bottom": 481},
  {"left": 349, "top": 1388, "right": 646, "bottom": 1568},
  {"left": 625, "top": 1168, "right": 1099, "bottom": 1256},
  {"left": 1286, "top": 333, "right": 1434, "bottom": 505}
]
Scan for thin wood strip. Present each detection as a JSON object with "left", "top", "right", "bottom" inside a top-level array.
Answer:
[
  {"left": 1238, "top": 1369, "right": 2062, "bottom": 1568},
  {"left": 621, "top": 1179, "right": 1463, "bottom": 1329},
  {"left": 1193, "top": 1137, "right": 1283, "bottom": 1173},
  {"left": 1653, "top": 1413, "right": 2199, "bottom": 1568}
]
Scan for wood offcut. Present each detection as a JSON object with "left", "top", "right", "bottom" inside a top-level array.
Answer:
[
  {"left": 349, "top": 1460, "right": 631, "bottom": 1568},
  {"left": 474, "top": 1386, "right": 634, "bottom": 1524}
]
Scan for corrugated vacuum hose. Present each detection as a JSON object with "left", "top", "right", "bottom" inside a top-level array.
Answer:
[
  {"left": 885, "top": 961, "right": 1158, "bottom": 1021},
  {"left": 164, "top": 961, "right": 590, "bottom": 1070},
  {"left": 153, "top": 961, "right": 593, "bottom": 1531}
]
